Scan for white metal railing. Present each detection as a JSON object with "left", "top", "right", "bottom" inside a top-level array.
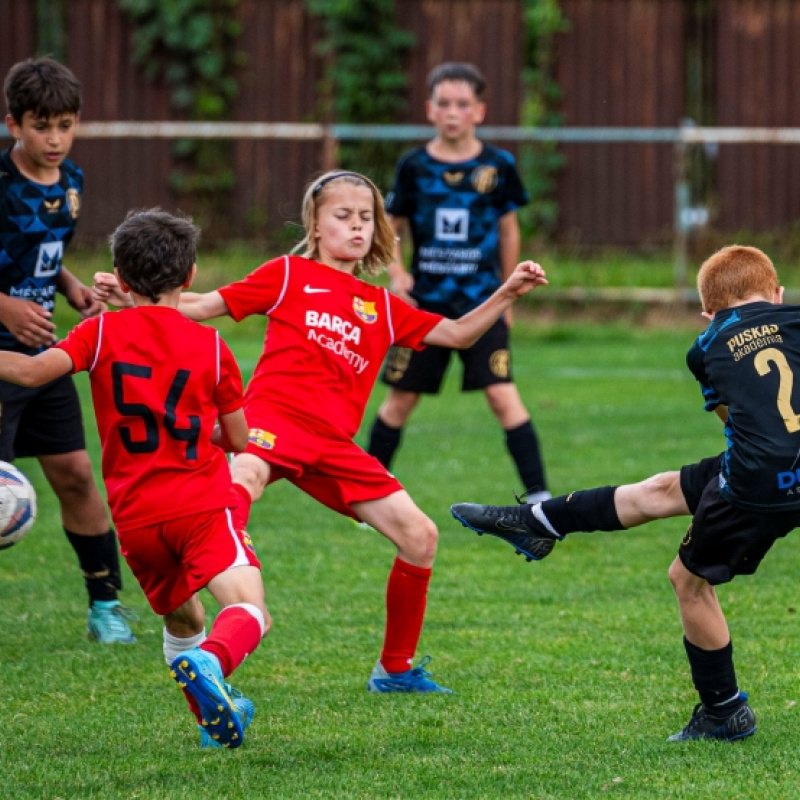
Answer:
[{"left": 4, "top": 121, "right": 797, "bottom": 302}]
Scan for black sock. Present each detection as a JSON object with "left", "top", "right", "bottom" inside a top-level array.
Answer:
[
  {"left": 367, "top": 416, "right": 402, "bottom": 469},
  {"left": 683, "top": 637, "right": 740, "bottom": 710},
  {"left": 539, "top": 486, "right": 622, "bottom": 534},
  {"left": 64, "top": 528, "right": 122, "bottom": 604},
  {"left": 505, "top": 420, "right": 547, "bottom": 493}
]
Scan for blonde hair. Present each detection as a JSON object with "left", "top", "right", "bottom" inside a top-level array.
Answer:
[
  {"left": 293, "top": 171, "right": 396, "bottom": 276},
  {"left": 697, "top": 245, "right": 779, "bottom": 313}
]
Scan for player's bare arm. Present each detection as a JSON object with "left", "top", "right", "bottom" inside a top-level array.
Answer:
[
  {"left": 386, "top": 216, "right": 415, "bottom": 305},
  {"left": 0, "top": 347, "right": 73, "bottom": 387},
  {"left": 177, "top": 290, "right": 230, "bottom": 321},
  {"left": 212, "top": 408, "right": 248, "bottom": 453},
  {"left": 424, "top": 260, "right": 547, "bottom": 349},
  {"left": 498, "top": 211, "right": 521, "bottom": 326},
  {"left": 0, "top": 292, "right": 56, "bottom": 348}
]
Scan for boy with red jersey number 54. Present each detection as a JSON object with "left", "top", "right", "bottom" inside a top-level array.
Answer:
[
  {"left": 96, "top": 171, "right": 547, "bottom": 694},
  {"left": 0, "top": 209, "right": 270, "bottom": 749}
]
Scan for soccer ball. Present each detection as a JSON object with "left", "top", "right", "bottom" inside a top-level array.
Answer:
[{"left": 0, "top": 461, "right": 36, "bottom": 550}]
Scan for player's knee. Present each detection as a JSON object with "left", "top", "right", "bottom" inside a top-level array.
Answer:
[
  {"left": 638, "top": 470, "right": 682, "bottom": 515},
  {"left": 398, "top": 514, "right": 438, "bottom": 564}
]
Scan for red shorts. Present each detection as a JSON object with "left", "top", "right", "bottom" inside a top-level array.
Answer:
[
  {"left": 118, "top": 507, "right": 261, "bottom": 616},
  {"left": 245, "top": 414, "right": 404, "bottom": 518}
]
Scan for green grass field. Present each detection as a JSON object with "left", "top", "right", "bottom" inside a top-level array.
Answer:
[{"left": 2, "top": 258, "right": 799, "bottom": 799}]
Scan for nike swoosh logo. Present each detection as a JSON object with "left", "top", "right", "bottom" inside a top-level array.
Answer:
[{"left": 304, "top": 285, "right": 331, "bottom": 294}]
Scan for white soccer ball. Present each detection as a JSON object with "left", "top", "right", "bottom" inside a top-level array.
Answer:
[{"left": 0, "top": 461, "right": 37, "bottom": 550}]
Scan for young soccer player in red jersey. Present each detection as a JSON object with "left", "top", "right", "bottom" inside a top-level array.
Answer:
[
  {"left": 0, "top": 209, "right": 269, "bottom": 748},
  {"left": 96, "top": 171, "right": 547, "bottom": 693}
]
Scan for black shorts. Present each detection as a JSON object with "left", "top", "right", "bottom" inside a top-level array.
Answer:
[
  {"left": 381, "top": 317, "right": 513, "bottom": 394},
  {"left": 678, "top": 455, "right": 800, "bottom": 585},
  {"left": 0, "top": 373, "right": 87, "bottom": 461}
]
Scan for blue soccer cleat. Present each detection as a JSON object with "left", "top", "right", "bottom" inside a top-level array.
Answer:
[
  {"left": 87, "top": 600, "right": 138, "bottom": 643},
  {"left": 667, "top": 692, "right": 757, "bottom": 742},
  {"left": 199, "top": 684, "right": 255, "bottom": 749},
  {"left": 171, "top": 648, "right": 245, "bottom": 749},
  {"left": 367, "top": 655, "right": 453, "bottom": 694}
]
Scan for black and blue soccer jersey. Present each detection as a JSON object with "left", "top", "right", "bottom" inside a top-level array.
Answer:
[
  {"left": 687, "top": 301, "right": 800, "bottom": 510},
  {"left": 385, "top": 144, "right": 528, "bottom": 318},
  {"left": 0, "top": 147, "right": 82, "bottom": 353}
]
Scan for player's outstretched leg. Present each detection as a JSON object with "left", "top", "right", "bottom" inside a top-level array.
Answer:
[
  {"left": 450, "top": 502, "right": 561, "bottom": 562},
  {"left": 367, "top": 655, "right": 453, "bottom": 694},
  {"left": 667, "top": 692, "right": 756, "bottom": 742},
  {"left": 170, "top": 647, "right": 246, "bottom": 748},
  {"left": 198, "top": 684, "right": 255, "bottom": 748}
]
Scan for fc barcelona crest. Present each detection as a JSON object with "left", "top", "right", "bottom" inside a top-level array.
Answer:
[{"left": 353, "top": 297, "right": 378, "bottom": 324}]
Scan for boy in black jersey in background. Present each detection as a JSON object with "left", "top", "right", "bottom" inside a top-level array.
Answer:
[
  {"left": 366, "top": 63, "right": 548, "bottom": 502},
  {"left": 453, "top": 245, "right": 800, "bottom": 742},
  {"left": 1, "top": 57, "right": 135, "bottom": 643}
]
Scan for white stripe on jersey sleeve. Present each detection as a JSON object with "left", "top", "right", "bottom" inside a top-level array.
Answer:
[
  {"left": 264, "top": 254, "right": 290, "bottom": 316},
  {"left": 89, "top": 313, "right": 105, "bottom": 373},
  {"left": 381, "top": 288, "right": 396, "bottom": 342}
]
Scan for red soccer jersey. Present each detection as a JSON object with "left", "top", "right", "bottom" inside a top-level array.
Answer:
[
  {"left": 56, "top": 306, "right": 243, "bottom": 531},
  {"left": 218, "top": 255, "right": 443, "bottom": 439}
]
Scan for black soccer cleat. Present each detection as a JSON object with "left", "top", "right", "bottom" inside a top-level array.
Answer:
[
  {"left": 450, "top": 502, "right": 560, "bottom": 562},
  {"left": 667, "top": 693, "right": 756, "bottom": 742}
]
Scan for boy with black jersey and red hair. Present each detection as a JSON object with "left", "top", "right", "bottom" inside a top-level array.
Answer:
[
  {"left": 453, "top": 245, "right": 800, "bottom": 742},
  {"left": 0, "top": 208, "right": 270, "bottom": 749}
]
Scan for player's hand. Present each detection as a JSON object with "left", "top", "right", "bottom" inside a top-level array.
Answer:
[
  {"left": 0, "top": 296, "right": 57, "bottom": 348},
  {"left": 93, "top": 272, "right": 134, "bottom": 308},
  {"left": 66, "top": 283, "right": 106, "bottom": 318},
  {"left": 389, "top": 270, "right": 416, "bottom": 306},
  {"left": 505, "top": 261, "right": 548, "bottom": 298}
]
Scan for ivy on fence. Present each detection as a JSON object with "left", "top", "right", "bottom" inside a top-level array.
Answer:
[{"left": 118, "top": 0, "right": 244, "bottom": 233}]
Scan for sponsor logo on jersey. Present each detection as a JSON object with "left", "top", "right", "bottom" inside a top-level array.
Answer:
[
  {"left": 305, "top": 310, "right": 362, "bottom": 343},
  {"left": 471, "top": 165, "right": 498, "bottom": 193},
  {"left": 304, "top": 284, "right": 330, "bottom": 294},
  {"left": 435, "top": 208, "right": 469, "bottom": 242},
  {"left": 43, "top": 199, "right": 61, "bottom": 213},
  {"left": 353, "top": 297, "right": 377, "bottom": 324},
  {"left": 34, "top": 241, "right": 63, "bottom": 278},
  {"left": 443, "top": 170, "right": 465, "bottom": 185},
  {"left": 66, "top": 188, "right": 81, "bottom": 219},
  {"left": 248, "top": 428, "right": 276, "bottom": 449}
]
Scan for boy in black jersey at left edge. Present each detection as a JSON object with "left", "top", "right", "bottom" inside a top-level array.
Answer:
[
  {"left": 453, "top": 245, "right": 800, "bottom": 742},
  {"left": 1, "top": 57, "right": 136, "bottom": 643}
]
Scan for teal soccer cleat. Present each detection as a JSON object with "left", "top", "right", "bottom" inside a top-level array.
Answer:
[
  {"left": 199, "top": 684, "right": 255, "bottom": 749},
  {"left": 87, "top": 600, "right": 137, "bottom": 643},
  {"left": 171, "top": 648, "right": 245, "bottom": 749}
]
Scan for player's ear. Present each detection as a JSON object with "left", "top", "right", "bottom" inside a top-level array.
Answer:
[
  {"left": 776, "top": 285, "right": 785, "bottom": 304},
  {"left": 183, "top": 263, "right": 197, "bottom": 289},
  {"left": 113, "top": 267, "right": 131, "bottom": 294},
  {"left": 474, "top": 101, "right": 487, "bottom": 125},
  {"left": 425, "top": 99, "right": 436, "bottom": 124},
  {"left": 5, "top": 114, "right": 20, "bottom": 139}
]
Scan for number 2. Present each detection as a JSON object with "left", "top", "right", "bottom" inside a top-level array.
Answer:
[{"left": 754, "top": 347, "right": 800, "bottom": 433}]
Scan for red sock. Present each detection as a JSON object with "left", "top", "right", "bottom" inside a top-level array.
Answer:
[
  {"left": 381, "top": 557, "right": 431, "bottom": 674},
  {"left": 232, "top": 482, "right": 254, "bottom": 529},
  {"left": 201, "top": 605, "right": 263, "bottom": 677}
]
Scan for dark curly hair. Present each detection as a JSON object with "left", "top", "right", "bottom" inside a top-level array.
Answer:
[
  {"left": 4, "top": 57, "right": 81, "bottom": 122},
  {"left": 109, "top": 209, "right": 200, "bottom": 303}
]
